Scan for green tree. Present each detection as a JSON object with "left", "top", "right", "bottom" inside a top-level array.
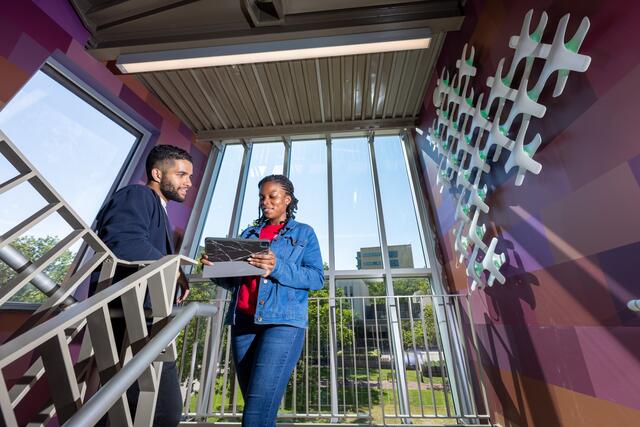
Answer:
[
  {"left": 0, "top": 235, "right": 75, "bottom": 303},
  {"left": 308, "top": 286, "right": 353, "bottom": 345},
  {"left": 401, "top": 301, "right": 436, "bottom": 348}
]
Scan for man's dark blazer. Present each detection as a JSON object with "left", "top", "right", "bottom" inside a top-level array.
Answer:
[
  {"left": 89, "top": 184, "right": 174, "bottom": 305},
  {"left": 90, "top": 184, "right": 183, "bottom": 426},
  {"left": 96, "top": 184, "right": 174, "bottom": 261}
]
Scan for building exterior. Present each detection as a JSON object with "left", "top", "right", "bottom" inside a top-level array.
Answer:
[{"left": 356, "top": 244, "right": 414, "bottom": 269}]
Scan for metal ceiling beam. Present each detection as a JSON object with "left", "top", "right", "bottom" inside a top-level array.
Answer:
[
  {"left": 195, "top": 118, "right": 416, "bottom": 141},
  {"left": 88, "top": 15, "right": 463, "bottom": 60},
  {"left": 87, "top": 0, "right": 200, "bottom": 29}
]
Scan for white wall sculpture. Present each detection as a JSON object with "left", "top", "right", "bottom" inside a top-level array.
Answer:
[{"left": 426, "top": 9, "right": 591, "bottom": 291}]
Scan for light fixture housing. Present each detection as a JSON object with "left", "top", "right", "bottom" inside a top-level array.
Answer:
[{"left": 116, "top": 28, "right": 431, "bottom": 73}]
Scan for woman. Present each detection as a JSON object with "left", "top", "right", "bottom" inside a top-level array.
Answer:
[{"left": 203, "top": 174, "right": 324, "bottom": 427}]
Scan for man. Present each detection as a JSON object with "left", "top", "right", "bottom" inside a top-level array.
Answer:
[{"left": 92, "top": 144, "right": 193, "bottom": 426}]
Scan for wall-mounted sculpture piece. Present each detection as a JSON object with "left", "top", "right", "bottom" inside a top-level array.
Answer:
[{"left": 426, "top": 9, "right": 591, "bottom": 291}]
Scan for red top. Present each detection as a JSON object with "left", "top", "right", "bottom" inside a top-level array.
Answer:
[{"left": 236, "top": 223, "right": 284, "bottom": 316}]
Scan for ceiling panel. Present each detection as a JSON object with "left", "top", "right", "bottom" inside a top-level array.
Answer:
[
  {"left": 138, "top": 31, "right": 444, "bottom": 139},
  {"left": 71, "top": 1, "right": 456, "bottom": 139}
]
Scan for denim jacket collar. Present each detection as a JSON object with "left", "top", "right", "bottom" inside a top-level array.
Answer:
[{"left": 244, "top": 218, "right": 299, "bottom": 239}]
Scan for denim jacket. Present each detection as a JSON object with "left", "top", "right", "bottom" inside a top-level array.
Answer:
[{"left": 219, "top": 219, "right": 324, "bottom": 328}]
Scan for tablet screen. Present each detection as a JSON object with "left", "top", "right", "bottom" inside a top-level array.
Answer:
[{"left": 204, "top": 238, "right": 270, "bottom": 262}]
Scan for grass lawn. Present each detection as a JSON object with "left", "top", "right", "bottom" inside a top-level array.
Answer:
[{"left": 186, "top": 366, "right": 456, "bottom": 425}]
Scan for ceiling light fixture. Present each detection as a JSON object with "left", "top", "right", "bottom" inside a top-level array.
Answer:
[{"left": 116, "top": 28, "right": 431, "bottom": 73}]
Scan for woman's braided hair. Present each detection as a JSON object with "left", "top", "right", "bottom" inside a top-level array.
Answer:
[{"left": 255, "top": 174, "right": 299, "bottom": 225}]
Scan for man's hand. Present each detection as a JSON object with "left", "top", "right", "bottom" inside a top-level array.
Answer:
[
  {"left": 247, "top": 250, "right": 276, "bottom": 277},
  {"left": 201, "top": 253, "right": 214, "bottom": 267},
  {"left": 175, "top": 269, "right": 190, "bottom": 304}
]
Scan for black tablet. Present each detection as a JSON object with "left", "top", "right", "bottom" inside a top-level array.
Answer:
[{"left": 204, "top": 237, "right": 270, "bottom": 262}]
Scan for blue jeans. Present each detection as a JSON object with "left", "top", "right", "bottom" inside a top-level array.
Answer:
[{"left": 231, "top": 316, "right": 305, "bottom": 427}]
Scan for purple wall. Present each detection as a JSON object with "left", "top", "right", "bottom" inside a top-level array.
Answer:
[{"left": 416, "top": 0, "right": 640, "bottom": 425}]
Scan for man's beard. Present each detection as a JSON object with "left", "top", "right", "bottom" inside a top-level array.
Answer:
[{"left": 160, "top": 179, "right": 185, "bottom": 202}]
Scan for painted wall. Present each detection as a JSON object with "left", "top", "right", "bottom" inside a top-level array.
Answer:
[
  {"left": 0, "top": 0, "right": 211, "bottom": 248},
  {"left": 415, "top": 0, "right": 640, "bottom": 426}
]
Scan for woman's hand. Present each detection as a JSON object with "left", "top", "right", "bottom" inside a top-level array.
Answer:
[{"left": 248, "top": 250, "right": 277, "bottom": 277}]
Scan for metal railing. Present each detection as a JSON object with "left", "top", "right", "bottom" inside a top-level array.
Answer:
[
  {"left": 178, "top": 293, "right": 491, "bottom": 426},
  {"left": 0, "top": 132, "right": 115, "bottom": 311},
  {"left": 0, "top": 133, "right": 219, "bottom": 426},
  {"left": 0, "top": 254, "right": 207, "bottom": 426}
]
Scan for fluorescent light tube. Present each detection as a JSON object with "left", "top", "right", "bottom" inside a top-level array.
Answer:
[{"left": 117, "top": 28, "right": 431, "bottom": 73}]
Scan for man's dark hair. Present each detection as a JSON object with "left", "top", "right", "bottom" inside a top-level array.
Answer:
[
  {"left": 145, "top": 144, "right": 192, "bottom": 181},
  {"left": 255, "top": 174, "right": 299, "bottom": 224}
]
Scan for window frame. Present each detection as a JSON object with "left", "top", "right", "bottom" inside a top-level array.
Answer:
[{"left": 2, "top": 57, "right": 151, "bottom": 309}]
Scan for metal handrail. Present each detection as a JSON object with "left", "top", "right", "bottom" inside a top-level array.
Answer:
[
  {"left": 64, "top": 302, "right": 217, "bottom": 427},
  {"left": 179, "top": 292, "right": 492, "bottom": 425},
  {"left": 0, "top": 254, "right": 196, "bottom": 426}
]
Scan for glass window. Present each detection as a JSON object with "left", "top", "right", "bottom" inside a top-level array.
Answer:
[
  {"left": 331, "top": 137, "right": 380, "bottom": 270},
  {"left": 196, "top": 144, "right": 245, "bottom": 248},
  {"left": 237, "top": 142, "right": 284, "bottom": 234},
  {"left": 0, "top": 70, "right": 138, "bottom": 225},
  {"left": 289, "top": 139, "right": 329, "bottom": 266},
  {"left": 374, "top": 135, "right": 427, "bottom": 268},
  {"left": 0, "top": 68, "right": 139, "bottom": 303}
]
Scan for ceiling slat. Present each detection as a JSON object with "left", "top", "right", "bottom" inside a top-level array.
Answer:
[
  {"left": 197, "top": 68, "right": 234, "bottom": 128},
  {"left": 226, "top": 65, "right": 261, "bottom": 127},
  {"left": 382, "top": 51, "right": 405, "bottom": 119},
  {"left": 402, "top": 50, "right": 425, "bottom": 118},
  {"left": 203, "top": 68, "right": 242, "bottom": 128},
  {"left": 370, "top": 53, "right": 385, "bottom": 119},
  {"left": 218, "top": 67, "right": 253, "bottom": 128},
  {"left": 392, "top": 51, "right": 420, "bottom": 118},
  {"left": 303, "top": 59, "right": 321, "bottom": 124},
  {"left": 156, "top": 71, "right": 205, "bottom": 130},
  {"left": 315, "top": 59, "right": 327, "bottom": 123},
  {"left": 274, "top": 62, "right": 298, "bottom": 125},
  {"left": 290, "top": 61, "right": 311, "bottom": 124},
  {"left": 177, "top": 70, "right": 219, "bottom": 129},
  {"left": 189, "top": 69, "right": 227, "bottom": 129},
  {"left": 250, "top": 64, "right": 277, "bottom": 126},
  {"left": 139, "top": 72, "right": 196, "bottom": 129},
  {"left": 375, "top": 52, "right": 394, "bottom": 118},
  {"left": 262, "top": 63, "right": 288, "bottom": 125},
  {"left": 236, "top": 65, "right": 269, "bottom": 127},
  {"left": 412, "top": 32, "right": 445, "bottom": 116},
  {"left": 170, "top": 70, "right": 213, "bottom": 129}
]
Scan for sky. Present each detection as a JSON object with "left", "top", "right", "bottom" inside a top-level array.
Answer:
[
  {"left": 0, "top": 70, "right": 137, "bottom": 252},
  {"left": 1, "top": 70, "right": 428, "bottom": 273}
]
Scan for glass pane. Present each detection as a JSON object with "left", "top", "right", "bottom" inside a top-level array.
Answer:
[
  {"left": 289, "top": 139, "right": 328, "bottom": 267},
  {"left": 331, "top": 137, "right": 380, "bottom": 270},
  {"left": 374, "top": 135, "right": 427, "bottom": 268},
  {"left": 238, "top": 142, "right": 284, "bottom": 234},
  {"left": 0, "top": 70, "right": 137, "bottom": 225},
  {"left": 197, "top": 144, "right": 244, "bottom": 248},
  {"left": 0, "top": 70, "right": 138, "bottom": 303}
]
